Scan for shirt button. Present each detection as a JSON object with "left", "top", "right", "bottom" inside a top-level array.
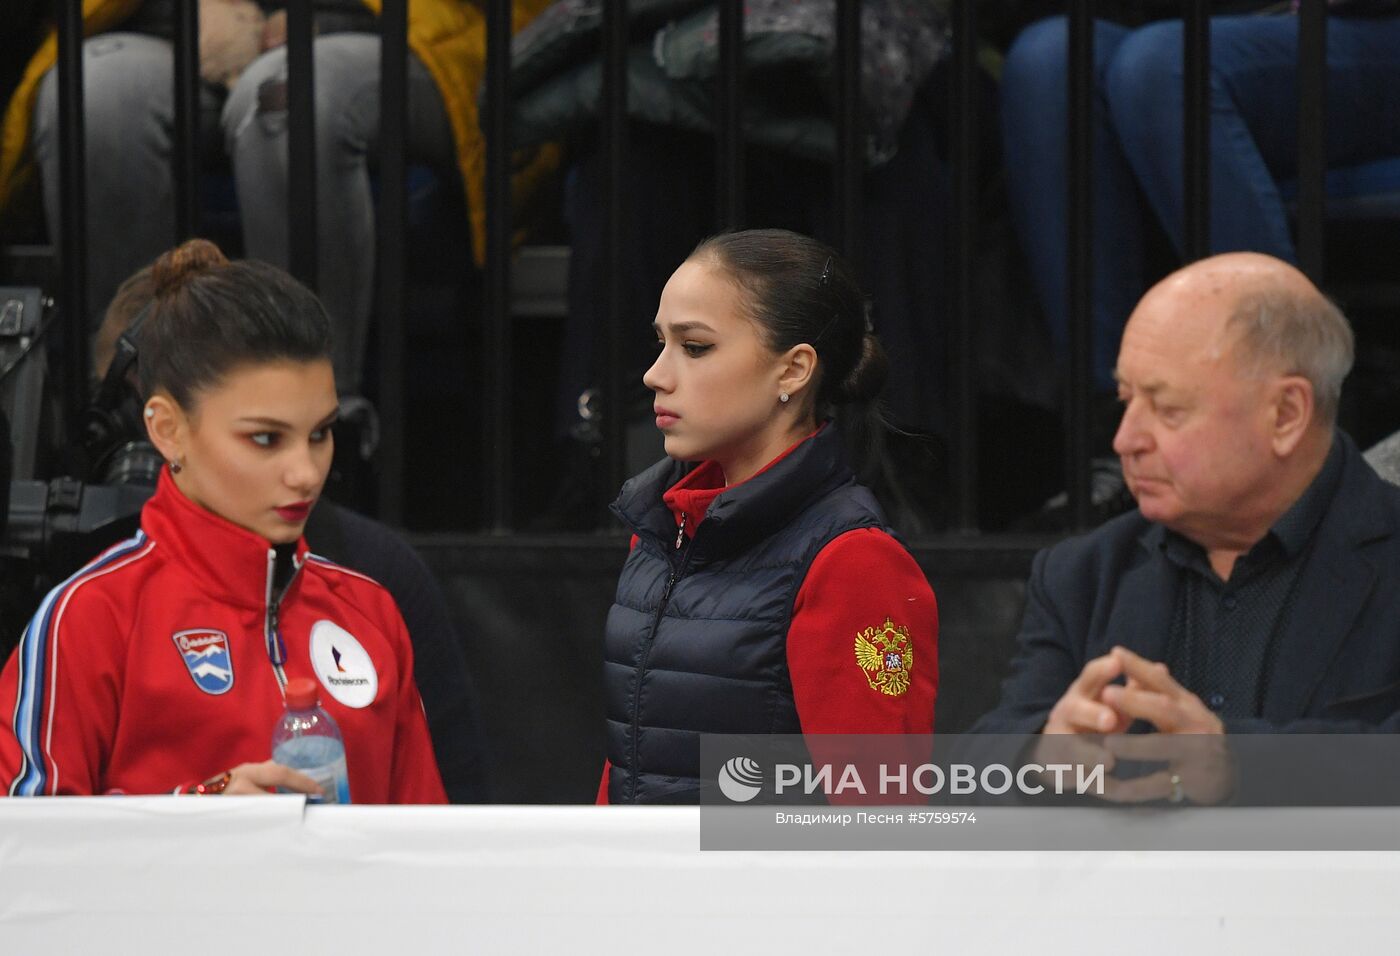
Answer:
[
  {"left": 1208, "top": 693, "right": 1226, "bottom": 709},
  {"left": 1222, "top": 595, "right": 1237, "bottom": 611}
]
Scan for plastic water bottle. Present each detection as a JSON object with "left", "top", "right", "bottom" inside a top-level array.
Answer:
[{"left": 271, "top": 677, "right": 351, "bottom": 804}]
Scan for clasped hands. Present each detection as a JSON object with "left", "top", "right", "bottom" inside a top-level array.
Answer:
[{"left": 1034, "top": 646, "right": 1233, "bottom": 806}]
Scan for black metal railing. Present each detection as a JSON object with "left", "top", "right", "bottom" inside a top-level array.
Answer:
[
  {"left": 42, "top": 0, "right": 1335, "bottom": 536},
  {"left": 483, "top": 0, "right": 513, "bottom": 532}
]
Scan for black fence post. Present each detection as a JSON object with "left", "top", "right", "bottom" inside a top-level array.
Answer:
[
  {"left": 949, "top": 0, "right": 978, "bottom": 532},
  {"left": 172, "top": 1, "right": 200, "bottom": 241},
  {"left": 375, "top": 0, "right": 409, "bottom": 525},
  {"left": 600, "top": 0, "right": 630, "bottom": 508},
  {"left": 55, "top": 0, "right": 88, "bottom": 438},
  {"left": 484, "top": 0, "right": 513, "bottom": 531},
  {"left": 1182, "top": 0, "right": 1211, "bottom": 262},
  {"left": 1066, "top": 0, "right": 1094, "bottom": 530},
  {"left": 1296, "top": 0, "right": 1327, "bottom": 284},
  {"left": 716, "top": 0, "right": 744, "bottom": 230},
  {"left": 287, "top": 0, "right": 318, "bottom": 290},
  {"left": 832, "top": 0, "right": 861, "bottom": 262}
]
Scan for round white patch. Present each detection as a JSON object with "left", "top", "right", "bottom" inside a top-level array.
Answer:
[{"left": 308, "top": 620, "right": 379, "bottom": 709}]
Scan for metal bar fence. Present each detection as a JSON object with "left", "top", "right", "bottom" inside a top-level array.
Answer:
[
  {"left": 1296, "top": 0, "right": 1328, "bottom": 283},
  {"left": 286, "top": 0, "right": 318, "bottom": 290},
  {"left": 600, "top": 0, "right": 630, "bottom": 514},
  {"left": 376, "top": 0, "right": 410, "bottom": 524},
  {"left": 949, "top": 0, "right": 979, "bottom": 532},
  {"left": 171, "top": 1, "right": 200, "bottom": 241},
  {"left": 716, "top": 0, "right": 744, "bottom": 230},
  {"left": 1066, "top": 0, "right": 1094, "bottom": 530},
  {"left": 832, "top": 0, "right": 862, "bottom": 262},
  {"left": 40, "top": 0, "right": 1339, "bottom": 537},
  {"left": 484, "top": 0, "right": 513, "bottom": 531},
  {"left": 55, "top": 0, "right": 87, "bottom": 442},
  {"left": 1183, "top": 0, "right": 1211, "bottom": 261}
]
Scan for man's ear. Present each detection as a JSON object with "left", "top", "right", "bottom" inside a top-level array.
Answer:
[
  {"left": 1270, "top": 374, "right": 1314, "bottom": 456},
  {"left": 776, "top": 343, "right": 817, "bottom": 403},
  {"left": 144, "top": 394, "right": 187, "bottom": 464}
]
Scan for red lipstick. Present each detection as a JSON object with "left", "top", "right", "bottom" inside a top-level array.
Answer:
[{"left": 275, "top": 501, "right": 313, "bottom": 523}]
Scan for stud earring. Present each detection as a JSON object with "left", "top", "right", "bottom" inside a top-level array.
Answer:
[
  {"left": 170, "top": 458, "right": 183, "bottom": 475},
  {"left": 779, "top": 392, "right": 790, "bottom": 404},
  {"left": 144, "top": 407, "right": 155, "bottom": 419}
]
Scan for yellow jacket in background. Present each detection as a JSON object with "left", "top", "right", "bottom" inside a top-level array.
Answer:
[{"left": 0, "top": 0, "right": 558, "bottom": 265}]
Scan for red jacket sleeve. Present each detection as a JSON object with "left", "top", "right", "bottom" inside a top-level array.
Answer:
[
  {"left": 0, "top": 580, "right": 128, "bottom": 795},
  {"left": 384, "top": 607, "right": 449, "bottom": 805},
  {"left": 787, "top": 528, "right": 938, "bottom": 735}
]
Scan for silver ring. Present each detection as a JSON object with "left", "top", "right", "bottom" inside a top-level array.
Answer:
[{"left": 1168, "top": 772, "right": 1185, "bottom": 804}]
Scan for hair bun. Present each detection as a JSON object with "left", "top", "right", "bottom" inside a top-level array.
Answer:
[
  {"left": 150, "top": 238, "right": 229, "bottom": 296},
  {"left": 832, "top": 329, "right": 888, "bottom": 405}
]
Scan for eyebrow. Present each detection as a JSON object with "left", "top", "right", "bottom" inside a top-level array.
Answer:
[
  {"left": 653, "top": 320, "right": 717, "bottom": 335},
  {"left": 237, "top": 409, "right": 340, "bottom": 429},
  {"left": 1111, "top": 371, "right": 1169, "bottom": 395}
]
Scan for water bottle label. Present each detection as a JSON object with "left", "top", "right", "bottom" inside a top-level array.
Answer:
[
  {"left": 272, "top": 738, "right": 352, "bottom": 805},
  {"left": 303, "top": 756, "right": 351, "bottom": 805}
]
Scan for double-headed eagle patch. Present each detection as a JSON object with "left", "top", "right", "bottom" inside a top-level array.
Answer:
[{"left": 854, "top": 617, "right": 914, "bottom": 697}]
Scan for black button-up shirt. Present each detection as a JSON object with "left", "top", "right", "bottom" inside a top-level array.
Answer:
[{"left": 1159, "top": 437, "right": 1344, "bottom": 719}]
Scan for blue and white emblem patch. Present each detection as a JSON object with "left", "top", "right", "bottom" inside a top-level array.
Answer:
[{"left": 172, "top": 629, "right": 234, "bottom": 695}]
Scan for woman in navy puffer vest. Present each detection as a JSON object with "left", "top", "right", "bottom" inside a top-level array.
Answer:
[{"left": 599, "top": 229, "right": 939, "bottom": 805}]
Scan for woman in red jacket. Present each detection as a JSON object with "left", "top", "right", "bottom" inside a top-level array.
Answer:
[
  {"left": 0, "top": 239, "right": 445, "bottom": 802},
  {"left": 600, "top": 229, "right": 938, "bottom": 804}
]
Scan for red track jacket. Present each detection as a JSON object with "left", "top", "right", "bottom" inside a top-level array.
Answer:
[{"left": 0, "top": 470, "right": 446, "bottom": 802}]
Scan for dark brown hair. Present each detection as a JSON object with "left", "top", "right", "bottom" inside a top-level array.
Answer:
[
  {"left": 689, "top": 229, "right": 889, "bottom": 470},
  {"left": 131, "top": 239, "right": 332, "bottom": 407}
]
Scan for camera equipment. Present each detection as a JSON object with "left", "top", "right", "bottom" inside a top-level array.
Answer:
[{"left": 1, "top": 288, "right": 156, "bottom": 659}]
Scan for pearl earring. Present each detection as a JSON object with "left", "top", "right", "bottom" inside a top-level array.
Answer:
[
  {"left": 144, "top": 407, "right": 155, "bottom": 419},
  {"left": 779, "top": 392, "right": 790, "bottom": 404}
]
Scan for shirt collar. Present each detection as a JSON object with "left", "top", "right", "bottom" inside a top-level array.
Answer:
[
  {"left": 1146, "top": 433, "right": 1344, "bottom": 572},
  {"left": 1269, "top": 432, "right": 1344, "bottom": 558},
  {"left": 661, "top": 425, "right": 825, "bottom": 538},
  {"left": 140, "top": 468, "right": 309, "bottom": 610}
]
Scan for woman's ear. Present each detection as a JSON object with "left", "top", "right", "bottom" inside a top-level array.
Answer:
[
  {"left": 144, "top": 394, "right": 186, "bottom": 464},
  {"left": 777, "top": 343, "right": 817, "bottom": 401}
]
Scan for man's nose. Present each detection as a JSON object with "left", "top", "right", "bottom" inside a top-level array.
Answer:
[{"left": 1112, "top": 400, "right": 1150, "bottom": 457}]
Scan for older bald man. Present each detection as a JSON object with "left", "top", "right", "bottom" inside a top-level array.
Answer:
[{"left": 975, "top": 253, "right": 1400, "bottom": 747}]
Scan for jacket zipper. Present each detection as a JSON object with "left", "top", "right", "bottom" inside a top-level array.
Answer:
[
  {"left": 263, "top": 548, "right": 304, "bottom": 696},
  {"left": 626, "top": 512, "right": 690, "bottom": 802}
]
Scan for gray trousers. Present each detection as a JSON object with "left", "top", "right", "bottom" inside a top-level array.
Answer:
[{"left": 34, "top": 32, "right": 454, "bottom": 392}]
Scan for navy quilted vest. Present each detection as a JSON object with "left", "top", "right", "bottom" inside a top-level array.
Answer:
[{"left": 604, "top": 426, "right": 887, "bottom": 804}]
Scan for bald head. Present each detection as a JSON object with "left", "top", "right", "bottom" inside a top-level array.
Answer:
[
  {"left": 1114, "top": 253, "right": 1347, "bottom": 552},
  {"left": 1130, "top": 253, "right": 1353, "bottom": 424}
]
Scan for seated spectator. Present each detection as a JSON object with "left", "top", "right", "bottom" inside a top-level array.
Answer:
[
  {"left": 502, "top": 2, "right": 955, "bottom": 528},
  {"left": 0, "top": 0, "right": 557, "bottom": 393},
  {"left": 92, "top": 256, "right": 490, "bottom": 802},
  {"left": 1001, "top": 2, "right": 1400, "bottom": 443},
  {"left": 0, "top": 239, "right": 446, "bottom": 801},
  {"left": 974, "top": 253, "right": 1400, "bottom": 753}
]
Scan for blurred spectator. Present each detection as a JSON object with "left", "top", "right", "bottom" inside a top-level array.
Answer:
[
  {"left": 0, "top": 0, "right": 558, "bottom": 393},
  {"left": 503, "top": 1, "right": 957, "bottom": 528},
  {"left": 1001, "top": 1, "right": 1400, "bottom": 428}
]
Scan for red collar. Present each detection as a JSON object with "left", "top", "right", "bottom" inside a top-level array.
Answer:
[
  {"left": 662, "top": 426, "right": 824, "bottom": 539},
  {"left": 140, "top": 468, "right": 310, "bottom": 610}
]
